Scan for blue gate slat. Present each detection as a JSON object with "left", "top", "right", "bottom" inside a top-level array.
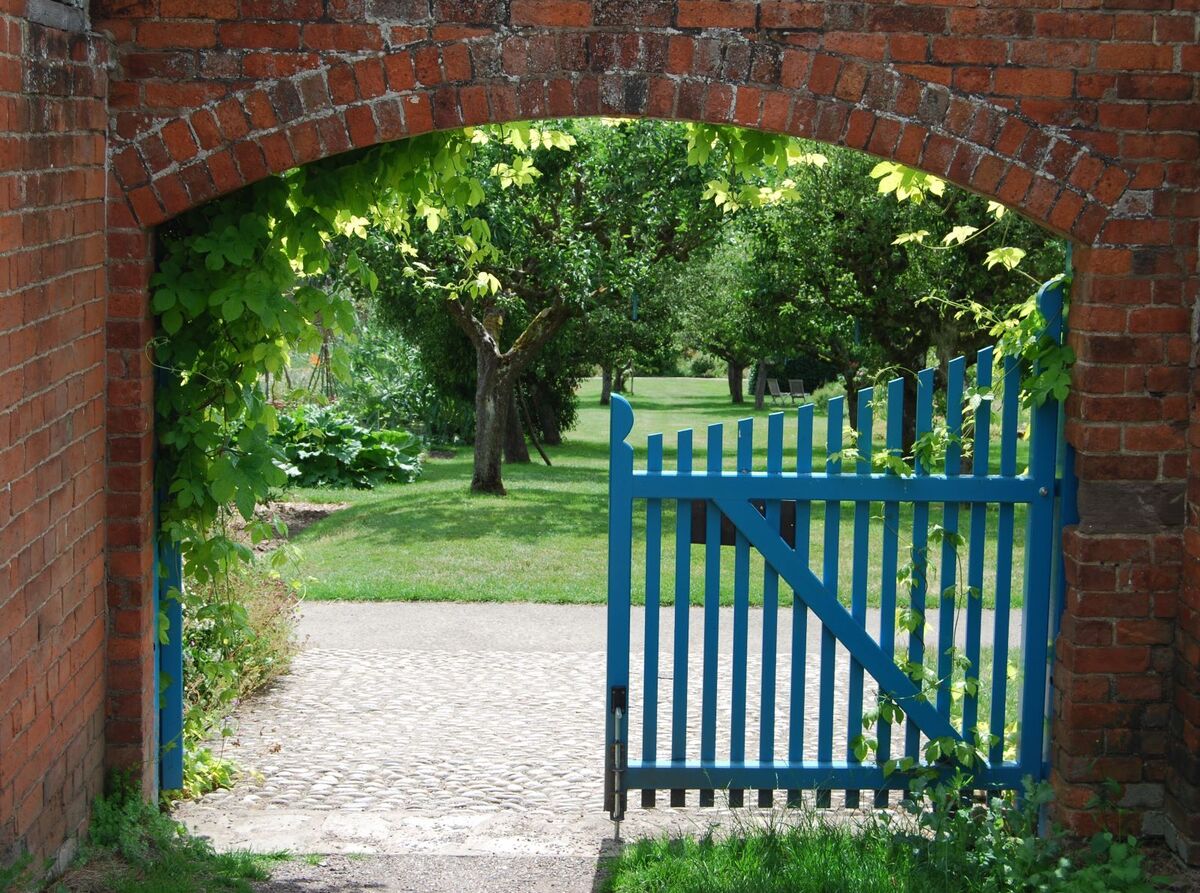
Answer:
[
  {"left": 717, "top": 497, "right": 961, "bottom": 743},
  {"left": 876, "top": 378, "right": 904, "bottom": 805},
  {"left": 936, "top": 357, "right": 966, "bottom": 720},
  {"left": 991, "top": 355, "right": 1020, "bottom": 763},
  {"left": 846, "top": 387, "right": 874, "bottom": 808},
  {"left": 641, "top": 432, "right": 663, "bottom": 805},
  {"left": 907, "top": 368, "right": 934, "bottom": 761},
  {"left": 670, "top": 428, "right": 693, "bottom": 805},
  {"left": 964, "top": 348, "right": 994, "bottom": 738},
  {"left": 604, "top": 395, "right": 635, "bottom": 815},
  {"left": 818, "top": 396, "right": 843, "bottom": 807},
  {"left": 728, "top": 419, "right": 753, "bottom": 807},
  {"left": 1019, "top": 280, "right": 1065, "bottom": 774},
  {"left": 759, "top": 412, "right": 784, "bottom": 806},
  {"left": 788, "top": 404, "right": 814, "bottom": 804},
  {"left": 700, "top": 423, "right": 723, "bottom": 806},
  {"left": 625, "top": 760, "right": 1029, "bottom": 792}
]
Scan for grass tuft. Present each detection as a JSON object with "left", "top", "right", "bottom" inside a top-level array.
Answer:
[
  {"left": 44, "top": 776, "right": 283, "bottom": 893},
  {"left": 604, "top": 816, "right": 912, "bottom": 893}
]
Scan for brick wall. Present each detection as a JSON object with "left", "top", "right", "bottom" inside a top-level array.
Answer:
[
  {"left": 85, "top": 0, "right": 1197, "bottom": 858},
  {"left": 0, "top": 1, "right": 109, "bottom": 870}
]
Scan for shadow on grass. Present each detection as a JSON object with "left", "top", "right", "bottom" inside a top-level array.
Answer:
[{"left": 300, "top": 487, "right": 610, "bottom": 547}]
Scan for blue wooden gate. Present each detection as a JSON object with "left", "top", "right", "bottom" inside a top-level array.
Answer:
[{"left": 605, "top": 279, "right": 1071, "bottom": 817}]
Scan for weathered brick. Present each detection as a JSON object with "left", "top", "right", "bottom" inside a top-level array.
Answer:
[{"left": 4, "top": 0, "right": 1196, "bottom": 869}]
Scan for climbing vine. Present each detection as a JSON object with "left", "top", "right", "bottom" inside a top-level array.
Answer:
[
  {"left": 149, "top": 124, "right": 575, "bottom": 786},
  {"left": 687, "top": 125, "right": 1076, "bottom": 796},
  {"left": 152, "top": 123, "right": 572, "bottom": 581}
]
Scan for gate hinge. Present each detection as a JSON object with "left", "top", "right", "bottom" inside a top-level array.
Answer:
[
  {"left": 610, "top": 686, "right": 627, "bottom": 830},
  {"left": 611, "top": 685, "right": 627, "bottom": 713}
]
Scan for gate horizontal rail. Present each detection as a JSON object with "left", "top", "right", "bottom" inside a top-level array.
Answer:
[
  {"left": 605, "top": 279, "right": 1068, "bottom": 816},
  {"left": 630, "top": 473, "right": 1041, "bottom": 504}
]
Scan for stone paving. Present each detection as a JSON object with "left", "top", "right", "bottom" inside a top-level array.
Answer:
[
  {"left": 174, "top": 600, "right": 1022, "bottom": 893},
  {"left": 176, "top": 601, "right": 1017, "bottom": 887}
]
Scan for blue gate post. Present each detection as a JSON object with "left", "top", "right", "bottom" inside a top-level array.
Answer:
[
  {"left": 154, "top": 366, "right": 185, "bottom": 793},
  {"left": 1018, "top": 278, "right": 1066, "bottom": 778},
  {"left": 605, "top": 395, "right": 635, "bottom": 818},
  {"left": 157, "top": 532, "right": 184, "bottom": 792},
  {"left": 1048, "top": 256, "right": 1079, "bottom": 779}
]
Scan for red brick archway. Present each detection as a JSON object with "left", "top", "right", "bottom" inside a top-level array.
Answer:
[{"left": 4, "top": 0, "right": 1197, "bottom": 870}]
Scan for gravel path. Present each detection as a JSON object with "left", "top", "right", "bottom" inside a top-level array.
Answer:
[{"left": 175, "top": 602, "right": 1017, "bottom": 892}]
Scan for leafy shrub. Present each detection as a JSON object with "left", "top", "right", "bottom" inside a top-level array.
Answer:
[
  {"left": 332, "top": 330, "right": 425, "bottom": 431},
  {"left": 809, "top": 379, "right": 846, "bottom": 411},
  {"left": 896, "top": 777, "right": 1165, "bottom": 893},
  {"left": 0, "top": 854, "right": 38, "bottom": 893},
  {"left": 273, "top": 403, "right": 422, "bottom": 490},
  {"left": 686, "top": 352, "right": 721, "bottom": 377},
  {"left": 749, "top": 352, "right": 839, "bottom": 394},
  {"left": 333, "top": 324, "right": 474, "bottom": 443},
  {"left": 177, "top": 562, "right": 300, "bottom": 799},
  {"left": 63, "top": 774, "right": 273, "bottom": 892}
]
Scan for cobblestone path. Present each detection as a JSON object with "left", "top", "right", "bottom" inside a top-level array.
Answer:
[{"left": 176, "top": 602, "right": 1013, "bottom": 891}]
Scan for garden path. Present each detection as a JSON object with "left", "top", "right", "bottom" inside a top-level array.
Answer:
[{"left": 176, "top": 601, "right": 1015, "bottom": 892}]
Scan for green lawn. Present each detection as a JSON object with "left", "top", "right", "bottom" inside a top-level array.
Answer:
[{"left": 288, "top": 376, "right": 1028, "bottom": 607}]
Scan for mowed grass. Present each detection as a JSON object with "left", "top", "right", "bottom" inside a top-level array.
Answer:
[
  {"left": 289, "top": 376, "right": 1030, "bottom": 607},
  {"left": 602, "top": 819, "right": 915, "bottom": 893}
]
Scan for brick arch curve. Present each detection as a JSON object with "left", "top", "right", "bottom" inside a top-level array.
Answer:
[
  {"left": 109, "top": 56, "right": 1128, "bottom": 242},
  {"left": 93, "top": 7, "right": 1199, "bottom": 861}
]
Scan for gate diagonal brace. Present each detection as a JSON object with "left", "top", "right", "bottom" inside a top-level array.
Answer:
[{"left": 712, "top": 497, "right": 961, "bottom": 744}]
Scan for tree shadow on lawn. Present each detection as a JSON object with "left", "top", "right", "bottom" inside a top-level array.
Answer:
[{"left": 626, "top": 396, "right": 796, "bottom": 417}]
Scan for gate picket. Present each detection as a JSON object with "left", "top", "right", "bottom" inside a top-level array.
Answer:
[
  {"left": 641, "top": 433, "right": 663, "bottom": 808},
  {"left": 759, "top": 412, "right": 784, "bottom": 807},
  {"left": 604, "top": 278, "right": 1069, "bottom": 815},
  {"left": 700, "top": 424, "right": 723, "bottom": 807},
  {"left": 847, "top": 388, "right": 874, "bottom": 809},
  {"left": 670, "top": 429, "right": 693, "bottom": 807},
  {"left": 787, "top": 403, "right": 814, "bottom": 807},
  {"left": 729, "top": 420, "right": 753, "bottom": 807},
  {"left": 964, "top": 349, "right": 994, "bottom": 739},
  {"left": 990, "top": 357, "right": 1019, "bottom": 764},
  {"left": 877, "top": 377, "right": 904, "bottom": 806},
  {"left": 906, "top": 368, "right": 934, "bottom": 763},
  {"left": 817, "top": 396, "right": 844, "bottom": 808},
  {"left": 936, "top": 357, "right": 965, "bottom": 723}
]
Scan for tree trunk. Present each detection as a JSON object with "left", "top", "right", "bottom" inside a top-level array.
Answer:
[
  {"left": 529, "top": 381, "right": 563, "bottom": 446},
  {"left": 753, "top": 361, "right": 767, "bottom": 410},
  {"left": 446, "top": 293, "right": 572, "bottom": 494},
  {"left": 842, "top": 370, "right": 858, "bottom": 431},
  {"left": 503, "top": 388, "right": 530, "bottom": 464},
  {"left": 600, "top": 366, "right": 612, "bottom": 405},
  {"left": 613, "top": 367, "right": 627, "bottom": 394},
  {"left": 727, "top": 362, "right": 745, "bottom": 404},
  {"left": 472, "top": 351, "right": 508, "bottom": 494},
  {"left": 902, "top": 368, "right": 918, "bottom": 455}
]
